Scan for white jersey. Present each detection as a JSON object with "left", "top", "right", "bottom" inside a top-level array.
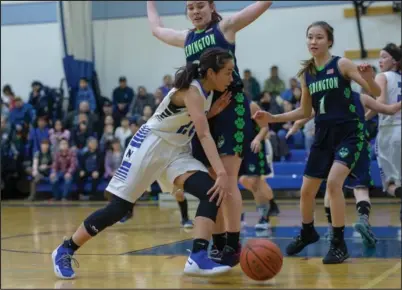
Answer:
[
  {"left": 146, "top": 80, "right": 213, "bottom": 146},
  {"left": 378, "top": 71, "right": 401, "bottom": 127}
]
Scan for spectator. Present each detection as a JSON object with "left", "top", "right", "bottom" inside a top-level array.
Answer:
[
  {"left": 242, "top": 69, "right": 261, "bottom": 101},
  {"left": 259, "top": 91, "right": 283, "bottom": 132},
  {"left": 100, "top": 124, "right": 115, "bottom": 152},
  {"left": 28, "top": 139, "right": 52, "bottom": 201},
  {"left": 280, "top": 77, "right": 300, "bottom": 102},
  {"left": 71, "top": 121, "right": 94, "bottom": 152},
  {"left": 159, "top": 74, "right": 173, "bottom": 97},
  {"left": 28, "top": 115, "right": 50, "bottom": 154},
  {"left": 2, "top": 84, "right": 16, "bottom": 110},
  {"left": 50, "top": 138, "right": 76, "bottom": 200},
  {"left": 125, "top": 117, "right": 140, "bottom": 148},
  {"left": 154, "top": 88, "right": 164, "bottom": 108},
  {"left": 264, "top": 65, "right": 286, "bottom": 97},
  {"left": 75, "top": 78, "right": 96, "bottom": 112},
  {"left": 130, "top": 86, "right": 155, "bottom": 117},
  {"left": 1, "top": 98, "right": 10, "bottom": 119},
  {"left": 8, "top": 97, "right": 36, "bottom": 128},
  {"left": 115, "top": 117, "right": 131, "bottom": 150},
  {"left": 112, "top": 76, "right": 134, "bottom": 116},
  {"left": 28, "top": 81, "right": 51, "bottom": 119},
  {"left": 140, "top": 105, "right": 154, "bottom": 123},
  {"left": 64, "top": 101, "right": 98, "bottom": 132},
  {"left": 104, "top": 138, "right": 123, "bottom": 180},
  {"left": 77, "top": 137, "right": 103, "bottom": 200},
  {"left": 49, "top": 119, "right": 71, "bottom": 153},
  {"left": 277, "top": 101, "right": 304, "bottom": 149},
  {"left": 303, "top": 119, "right": 315, "bottom": 155}
]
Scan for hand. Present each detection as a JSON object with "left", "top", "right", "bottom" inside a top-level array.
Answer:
[
  {"left": 207, "top": 172, "right": 230, "bottom": 206},
  {"left": 250, "top": 139, "right": 262, "bottom": 153},
  {"left": 357, "top": 63, "right": 374, "bottom": 82},
  {"left": 286, "top": 123, "right": 301, "bottom": 139},
  {"left": 32, "top": 171, "right": 38, "bottom": 178},
  {"left": 92, "top": 171, "right": 99, "bottom": 179},
  {"left": 65, "top": 173, "right": 72, "bottom": 180},
  {"left": 39, "top": 164, "right": 48, "bottom": 171},
  {"left": 80, "top": 171, "right": 85, "bottom": 177},
  {"left": 252, "top": 110, "right": 275, "bottom": 127},
  {"left": 50, "top": 173, "right": 56, "bottom": 180},
  {"left": 391, "top": 102, "right": 402, "bottom": 115},
  {"left": 207, "top": 91, "right": 232, "bottom": 119}
]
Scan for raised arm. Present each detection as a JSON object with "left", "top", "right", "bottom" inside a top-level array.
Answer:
[
  {"left": 361, "top": 93, "right": 401, "bottom": 117},
  {"left": 220, "top": 1, "right": 272, "bottom": 34},
  {"left": 365, "top": 73, "right": 388, "bottom": 120},
  {"left": 147, "top": 1, "right": 188, "bottom": 48}
]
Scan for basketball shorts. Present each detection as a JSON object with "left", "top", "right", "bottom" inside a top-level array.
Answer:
[
  {"left": 106, "top": 125, "right": 208, "bottom": 203},
  {"left": 239, "top": 139, "right": 271, "bottom": 177},
  {"left": 375, "top": 125, "right": 401, "bottom": 190}
]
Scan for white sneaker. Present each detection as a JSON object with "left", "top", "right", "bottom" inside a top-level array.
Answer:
[{"left": 183, "top": 250, "right": 231, "bottom": 276}]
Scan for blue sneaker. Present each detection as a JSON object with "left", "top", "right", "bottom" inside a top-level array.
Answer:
[
  {"left": 184, "top": 250, "right": 231, "bottom": 276},
  {"left": 181, "top": 219, "right": 194, "bottom": 229},
  {"left": 52, "top": 244, "right": 79, "bottom": 279}
]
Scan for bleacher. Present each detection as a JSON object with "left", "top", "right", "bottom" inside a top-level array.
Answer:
[{"left": 33, "top": 149, "right": 383, "bottom": 197}]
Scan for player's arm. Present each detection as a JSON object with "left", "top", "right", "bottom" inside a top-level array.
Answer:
[
  {"left": 147, "top": 1, "right": 188, "bottom": 48},
  {"left": 339, "top": 58, "right": 381, "bottom": 97},
  {"left": 250, "top": 102, "right": 269, "bottom": 140},
  {"left": 361, "top": 93, "right": 401, "bottom": 117},
  {"left": 365, "top": 74, "right": 389, "bottom": 120},
  {"left": 219, "top": 1, "right": 272, "bottom": 34},
  {"left": 285, "top": 109, "right": 315, "bottom": 139},
  {"left": 184, "top": 86, "right": 226, "bottom": 177}
]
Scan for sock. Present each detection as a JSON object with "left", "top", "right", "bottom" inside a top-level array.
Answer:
[
  {"left": 325, "top": 207, "right": 332, "bottom": 224},
  {"left": 212, "top": 233, "right": 227, "bottom": 251},
  {"left": 63, "top": 237, "right": 80, "bottom": 252},
  {"left": 356, "top": 201, "right": 371, "bottom": 217},
  {"left": 192, "top": 239, "right": 209, "bottom": 253},
  {"left": 257, "top": 204, "right": 269, "bottom": 217},
  {"left": 302, "top": 221, "right": 315, "bottom": 233},
  {"left": 177, "top": 198, "right": 189, "bottom": 221},
  {"left": 226, "top": 232, "right": 240, "bottom": 251},
  {"left": 332, "top": 226, "right": 345, "bottom": 243}
]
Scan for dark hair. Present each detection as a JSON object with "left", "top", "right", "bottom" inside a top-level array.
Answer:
[
  {"left": 382, "top": 42, "right": 402, "bottom": 71},
  {"left": 173, "top": 47, "right": 233, "bottom": 90},
  {"left": 2, "top": 84, "right": 13, "bottom": 95},
  {"left": 41, "top": 139, "right": 50, "bottom": 145},
  {"left": 297, "top": 21, "right": 335, "bottom": 78}
]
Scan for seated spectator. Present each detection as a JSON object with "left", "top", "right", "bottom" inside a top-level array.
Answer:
[
  {"left": 50, "top": 138, "right": 76, "bottom": 201},
  {"left": 49, "top": 119, "right": 71, "bottom": 153},
  {"left": 259, "top": 91, "right": 283, "bottom": 132},
  {"left": 28, "top": 81, "right": 51, "bottom": 119},
  {"left": 8, "top": 97, "right": 36, "bottom": 128},
  {"left": 125, "top": 117, "right": 140, "bottom": 148},
  {"left": 112, "top": 76, "right": 134, "bottom": 116},
  {"left": 130, "top": 86, "right": 155, "bottom": 117},
  {"left": 104, "top": 138, "right": 123, "bottom": 180},
  {"left": 159, "top": 74, "right": 173, "bottom": 97},
  {"left": 64, "top": 101, "right": 98, "bottom": 132},
  {"left": 280, "top": 78, "right": 300, "bottom": 102},
  {"left": 142, "top": 105, "right": 154, "bottom": 122},
  {"left": 153, "top": 88, "right": 164, "bottom": 108},
  {"left": 28, "top": 115, "right": 50, "bottom": 154},
  {"left": 263, "top": 65, "right": 286, "bottom": 97},
  {"left": 242, "top": 69, "right": 261, "bottom": 101},
  {"left": 2, "top": 84, "right": 16, "bottom": 110},
  {"left": 115, "top": 117, "right": 131, "bottom": 150},
  {"left": 277, "top": 101, "right": 304, "bottom": 149},
  {"left": 75, "top": 78, "right": 96, "bottom": 112},
  {"left": 77, "top": 137, "right": 103, "bottom": 200},
  {"left": 100, "top": 124, "right": 115, "bottom": 152},
  {"left": 303, "top": 119, "right": 315, "bottom": 155},
  {"left": 71, "top": 121, "right": 94, "bottom": 152},
  {"left": 28, "top": 139, "right": 52, "bottom": 201},
  {"left": 1, "top": 98, "right": 10, "bottom": 119}
]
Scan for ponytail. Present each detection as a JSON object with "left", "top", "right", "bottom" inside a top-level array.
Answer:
[
  {"left": 173, "top": 62, "right": 200, "bottom": 90},
  {"left": 208, "top": 1, "right": 222, "bottom": 26},
  {"left": 297, "top": 58, "right": 316, "bottom": 78}
]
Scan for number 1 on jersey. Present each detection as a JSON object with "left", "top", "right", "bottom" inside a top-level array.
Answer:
[{"left": 319, "top": 95, "right": 326, "bottom": 114}]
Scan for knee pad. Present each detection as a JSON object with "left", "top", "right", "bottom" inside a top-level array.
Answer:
[
  {"left": 83, "top": 193, "right": 134, "bottom": 236},
  {"left": 183, "top": 171, "right": 219, "bottom": 221}
]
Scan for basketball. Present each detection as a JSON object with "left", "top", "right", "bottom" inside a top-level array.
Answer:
[{"left": 240, "top": 239, "right": 283, "bottom": 281}]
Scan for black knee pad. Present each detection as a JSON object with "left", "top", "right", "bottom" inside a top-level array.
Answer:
[
  {"left": 183, "top": 171, "right": 219, "bottom": 222},
  {"left": 83, "top": 193, "right": 134, "bottom": 236}
]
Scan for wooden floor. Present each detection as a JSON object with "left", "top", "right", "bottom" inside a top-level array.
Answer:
[{"left": 1, "top": 199, "right": 401, "bottom": 289}]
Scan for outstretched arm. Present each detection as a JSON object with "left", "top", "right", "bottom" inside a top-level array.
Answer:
[
  {"left": 361, "top": 93, "right": 401, "bottom": 118},
  {"left": 147, "top": 1, "right": 188, "bottom": 47},
  {"left": 220, "top": 1, "right": 272, "bottom": 34},
  {"left": 365, "top": 73, "right": 388, "bottom": 120}
]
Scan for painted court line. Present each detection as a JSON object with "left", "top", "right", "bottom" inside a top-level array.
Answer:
[{"left": 360, "top": 261, "right": 401, "bottom": 289}]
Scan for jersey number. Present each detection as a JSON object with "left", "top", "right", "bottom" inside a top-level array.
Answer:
[
  {"left": 177, "top": 121, "right": 195, "bottom": 136},
  {"left": 319, "top": 95, "right": 326, "bottom": 114},
  {"left": 398, "top": 81, "right": 401, "bottom": 102}
]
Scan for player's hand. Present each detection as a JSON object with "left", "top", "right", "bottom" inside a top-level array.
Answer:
[
  {"left": 252, "top": 110, "right": 275, "bottom": 127},
  {"left": 357, "top": 63, "right": 374, "bottom": 81},
  {"left": 391, "top": 101, "right": 402, "bottom": 115},
  {"left": 286, "top": 122, "right": 302, "bottom": 139},
  {"left": 207, "top": 91, "right": 232, "bottom": 119},
  {"left": 207, "top": 172, "right": 230, "bottom": 206},
  {"left": 250, "top": 139, "right": 262, "bottom": 153}
]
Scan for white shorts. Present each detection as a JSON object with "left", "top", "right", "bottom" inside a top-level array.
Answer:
[
  {"left": 106, "top": 126, "right": 208, "bottom": 203},
  {"left": 375, "top": 125, "right": 401, "bottom": 191}
]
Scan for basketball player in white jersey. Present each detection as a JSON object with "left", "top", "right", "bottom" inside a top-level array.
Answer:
[
  {"left": 52, "top": 48, "right": 238, "bottom": 279},
  {"left": 366, "top": 43, "right": 402, "bottom": 238}
]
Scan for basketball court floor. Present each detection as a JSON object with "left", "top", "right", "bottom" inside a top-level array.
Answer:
[{"left": 1, "top": 198, "right": 401, "bottom": 289}]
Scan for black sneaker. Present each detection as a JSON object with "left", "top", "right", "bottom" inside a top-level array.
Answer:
[
  {"left": 268, "top": 203, "right": 280, "bottom": 217},
  {"left": 286, "top": 229, "right": 320, "bottom": 256},
  {"left": 323, "top": 239, "right": 349, "bottom": 264}
]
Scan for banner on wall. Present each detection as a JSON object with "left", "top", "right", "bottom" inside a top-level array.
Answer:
[{"left": 59, "top": 1, "right": 100, "bottom": 111}]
